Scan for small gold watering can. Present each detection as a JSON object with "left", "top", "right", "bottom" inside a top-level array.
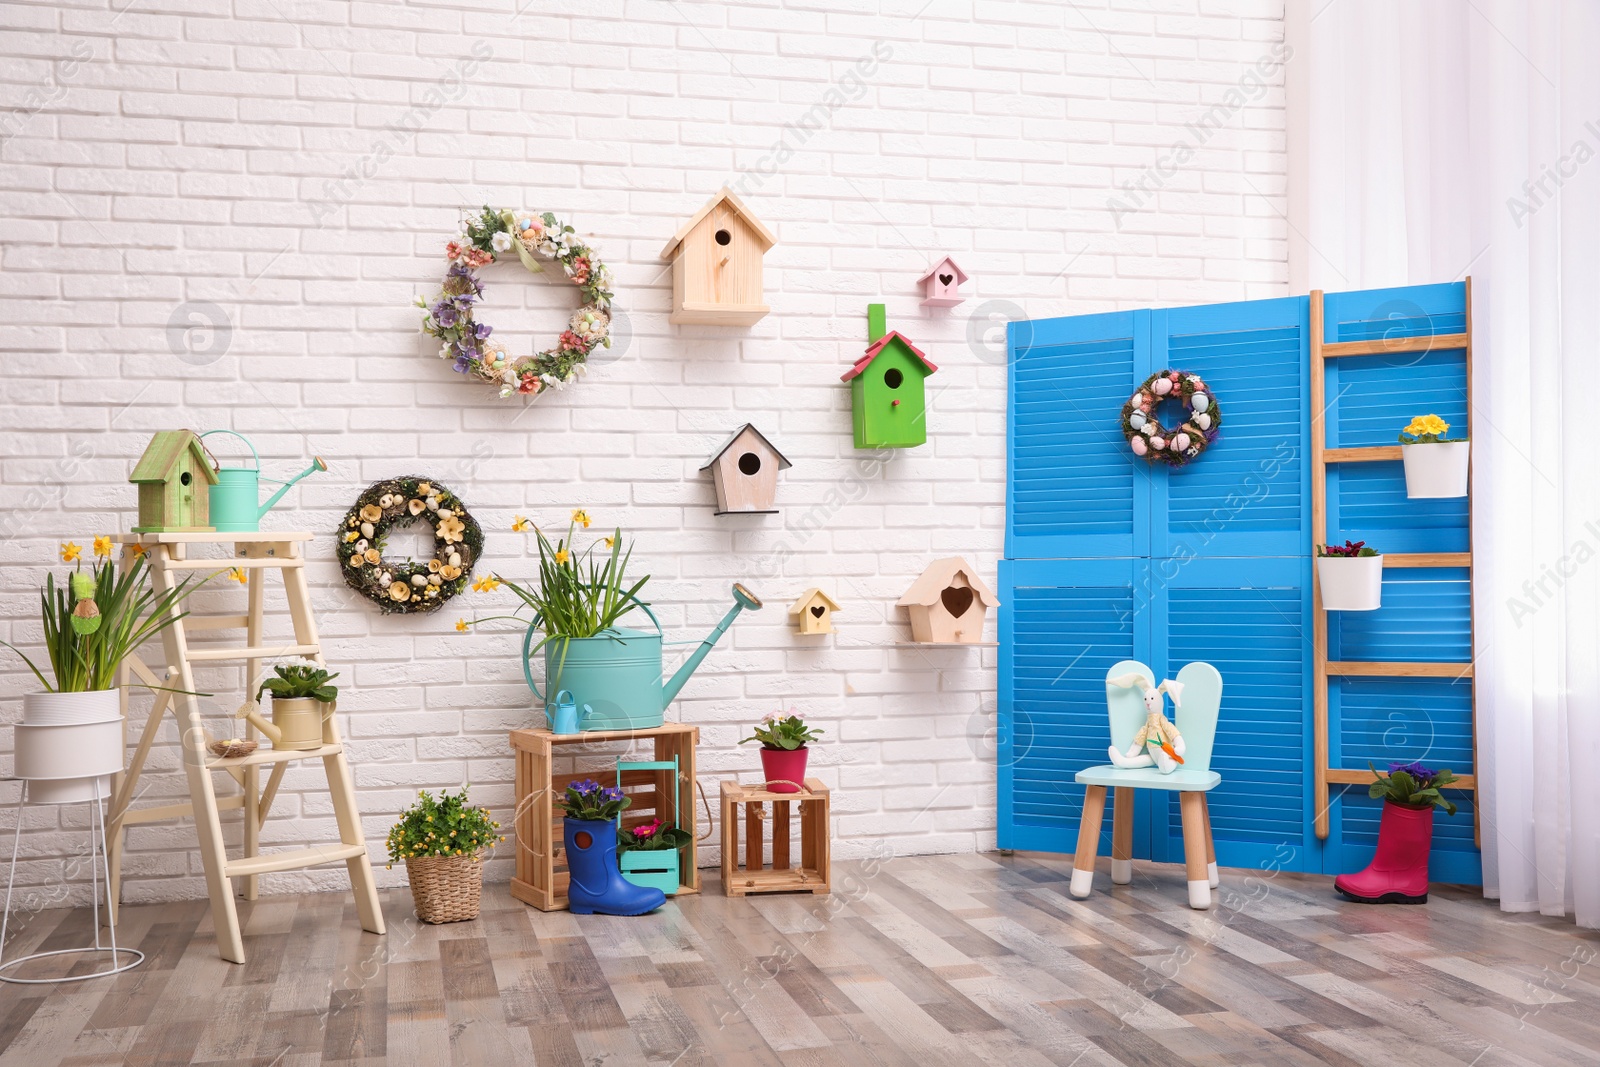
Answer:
[{"left": 235, "top": 696, "right": 334, "bottom": 751}]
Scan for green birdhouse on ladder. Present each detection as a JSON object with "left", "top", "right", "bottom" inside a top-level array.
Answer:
[
  {"left": 842, "top": 303, "right": 937, "bottom": 449},
  {"left": 130, "top": 429, "right": 219, "bottom": 532}
]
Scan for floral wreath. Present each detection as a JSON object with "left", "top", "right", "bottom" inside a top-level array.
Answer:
[
  {"left": 337, "top": 477, "right": 484, "bottom": 614},
  {"left": 1120, "top": 370, "right": 1221, "bottom": 467},
  {"left": 418, "top": 206, "right": 614, "bottom": 399}
]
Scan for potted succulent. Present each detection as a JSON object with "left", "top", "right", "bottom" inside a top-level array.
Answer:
[
  {"left": 1315, "top": 540, "right": 1383, "bottom": 611},
  {"left": 1335, "top": 761, "right": 1459, "bottom": 904},
  {"left": 3, "top": 538, "right": 207, "bottom": 802},
  {"left": 386, "top": 787, "right": 503, "bottom": 923},
  {"left": 618, "top": 817, "right": 694, "bottom": 895},
  {"left": 558, "top": 778, "right": 665, "bottom": 915},
  {"left": 240, "top": 659, "right": 339, "bottom": 751},
  {"left": 739, "top": 709, "right": 824, "bottom": 794},
  {"left": 1399, "top": 414, "right": 1469, "bottom": 498}
]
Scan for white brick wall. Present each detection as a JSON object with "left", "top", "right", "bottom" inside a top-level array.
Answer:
[{"left": 0, "top": 0, "right": 1288, "bottom": 905}]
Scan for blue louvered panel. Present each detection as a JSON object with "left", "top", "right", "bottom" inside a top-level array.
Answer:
[
  {"left": 1160, "top": 582, "right": 1311, "bottom": 868},
  {"left": 1330, "top": 569, "right": 1472, "bottom": 663},
  {"left": 1155, "top": 298, "right": 1309, "bottom": 559},
  {"left": 998, "top": 562, "right": 1136, "bottom": 853},
  {"left": 1330, "top": 463, "right": 1470, "bottom": 553},
  {"left": 1008, "top": 312, "right": 1141, "bottom": 559},
  {"left": 1324, "top": 282, "right": 1467, "bottom": 343},
  {"left": 1327, "top": 351, "right": 1468, "bottom": 448},
  {"left": 1334, "top": 677, "right": 1474, "bottom": 772}
]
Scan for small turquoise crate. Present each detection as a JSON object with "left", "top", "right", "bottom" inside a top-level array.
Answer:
[{"left": 617, "top": 757, "right": 684, "bottom": 896}]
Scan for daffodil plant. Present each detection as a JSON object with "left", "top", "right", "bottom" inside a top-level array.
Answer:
[
  {"left": 463, "top": 510, "right": 650, "bottom": 679},
  {"left": 1399, "top": 414, "right": 1463, "bottom": 444},
  {"left": 2, "top": 539, "right": 212, "bottom": 693}
]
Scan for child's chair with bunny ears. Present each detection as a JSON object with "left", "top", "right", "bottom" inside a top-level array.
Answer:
[{"left": 1070, "top": 659, "right": 1224, "bottom": 909}]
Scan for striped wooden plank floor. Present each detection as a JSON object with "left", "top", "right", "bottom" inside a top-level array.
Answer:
[{"left": 2, "top": 852, "right": 1598, "bottom": 1066}]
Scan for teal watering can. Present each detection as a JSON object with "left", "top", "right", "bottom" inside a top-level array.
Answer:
[
  {"left": 546, "top": 690, "right": 592, "bottom": 735},
  {"left": 523, "top": 583, "right": 762, "bottom": 732},
  {"left": 200, "top": 430, "right": 327, "bottom": 533}
]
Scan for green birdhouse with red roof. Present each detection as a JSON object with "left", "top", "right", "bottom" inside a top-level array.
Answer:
[{"left": 841, "top": 303, "right": 937, "bottom": 449}]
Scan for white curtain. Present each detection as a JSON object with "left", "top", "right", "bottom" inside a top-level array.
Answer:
[{"left": 1287, "top": 0, "right": 1600, "bottom": 926}]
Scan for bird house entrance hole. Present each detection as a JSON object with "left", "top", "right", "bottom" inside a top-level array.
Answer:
[{"left": 738, "top": 452, "right": 762, "bottom": 476}]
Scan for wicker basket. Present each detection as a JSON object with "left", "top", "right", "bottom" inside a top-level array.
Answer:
[{"left": 405, "top": 854, "right": 484, "bottom": 923}]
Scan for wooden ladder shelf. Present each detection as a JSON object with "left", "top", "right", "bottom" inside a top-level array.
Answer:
[
  {"left": 1309, "top": 285, "right": 1478, "bottom": 845},
  {"left": 107, "top": 532, "right": 385, "bottom": 963}
]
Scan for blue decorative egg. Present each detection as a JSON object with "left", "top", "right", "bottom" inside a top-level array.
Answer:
[
  {"left": 1129, "top": 412, "right": 1146, "bottom": 430},
  {"left": 1191, "top": 394, "right": 1210, "bottom": 412}
]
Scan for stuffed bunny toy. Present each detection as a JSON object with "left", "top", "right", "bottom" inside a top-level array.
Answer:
[{"left": 1106, "top": 673, "right": 1186, "bottom": 773}]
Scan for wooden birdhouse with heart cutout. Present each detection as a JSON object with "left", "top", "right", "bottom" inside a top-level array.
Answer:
[
  {"left": 788, "top": 588, "right": 841, "bottom": 636},
  {"left": 661, "top": 187, "right": 777, "bottom": 326},
  {"left": 896, "top": 557, "right": 999, "bottom": 644},
  {"left": 917, "top": 257, "right": 968, "bottom": 308},
  {"left": 700, "top": 423, "right": 791, "bottom": 514},
  {"left": 843, "top": 304, "right": 937, "bottom": 449}
]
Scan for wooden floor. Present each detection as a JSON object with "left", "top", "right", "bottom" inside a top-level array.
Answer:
[{"left": 2, "top": 852, "right": 1598, "bottom": 1066}]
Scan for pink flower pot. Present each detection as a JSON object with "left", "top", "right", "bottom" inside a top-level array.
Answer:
[{"left": 759, "top": 746, "right": 809, "bottom": 793}]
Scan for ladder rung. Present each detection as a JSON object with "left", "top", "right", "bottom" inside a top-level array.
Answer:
[
  {"left": 1327, "top": 661, "right": 1471, "bottom": 679},
  {"left": 185, "top": 643, "right": 319, "bottom": 662},
  {"left": 207, "top": 743, "right": 341, "bottom": 769},
  {"left": 113, "top": 794, "right": 245, "bottom": 826},
  {"left": 1385, "top": 553, "right": 1471, "bottom": 568},
  {"left": 161, "top": 556, "right": 303, "bottom": 571},
  {"left": 184, "top": 614, "right": 251, "bottom": 632},
  {"left": 1321, "top": 333, "right": 1468, "bottom": 358},
  {"left": 224, "top": 843, "right": 366, "bottom": 878},
  {"left": 1324, "top": 446, "right": 1401, "bottom": 463},
  {"left": 1326, "top": 768, "right": 1478, "bottom": 789}
]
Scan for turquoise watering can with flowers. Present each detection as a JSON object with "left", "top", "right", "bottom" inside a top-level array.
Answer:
[
  {"left": 523, "top": 583, "right": 762, "bottom": 732},
  {"left": 200, "top": 430, "right": 327, "bottom": 532}
]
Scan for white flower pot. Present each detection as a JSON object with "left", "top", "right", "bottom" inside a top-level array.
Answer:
[
  {"left": 1317, "top": 554, "right": 1384, "bottom": 611},
  {"left": 1402, "top": 440, "right": 1470, "bottom": 498},
  {"left": 22, "top": 689, "right": 120, "bottom": 726},
  {"left": 14, "top": 716, "right": 124, "bottom": 794}
]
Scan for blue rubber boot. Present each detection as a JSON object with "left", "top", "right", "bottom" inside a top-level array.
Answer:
[{"left": 564, "top": 818, "right": 666, "bottom": 916}]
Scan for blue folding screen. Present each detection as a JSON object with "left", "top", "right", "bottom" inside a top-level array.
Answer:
[{"left": 1000, "top": 283, "right": 1479, "bottom": 884}]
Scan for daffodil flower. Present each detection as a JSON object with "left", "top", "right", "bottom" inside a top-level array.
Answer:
[
  {"left": 472, "top": 575, "right": 502, "bottom": 593},
  {"left": 229, "top": 567, "right": 248, "bottom": 584},
  {"left": 455, "top": 618, "right": 469, "bottom": 632},
  {"left": 571, "top": 508, "right": 591, "bottom": 529},
  {"left": 555, "top": 548, "right": 570, "bottom": 565},
  {"left": 60, "top": 541, "right": 82, "bottom": 563},
  {"left": 92, "top": 535, "right": 112, "bottom": 558},
  {"left": 512, "top": 515, "right": 531, "bottom": 532}
]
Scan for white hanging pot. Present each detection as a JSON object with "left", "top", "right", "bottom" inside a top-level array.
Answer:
[
  {"left": 1317, "top": 554, "right": 1384, "bottom": 611},
  {"left": 21, "top": 689, "right": 119, "bottom": 726},
  {"left": 1402, "top": 440, "right": 1469, "bottom": 498}
]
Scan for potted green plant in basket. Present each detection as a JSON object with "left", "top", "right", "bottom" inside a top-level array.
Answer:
[
  {"left": 1334, "top": 761, "right": 1459, "bottom": 904},
  {"left": 1315, "top": 539, "right": 1383, "bottom": 611},
  {"left": 1399, "top": 414, "right": 1469, "bottom": 498},
  {"left": 386, "top": 787, "right": 503, "bottom": 923},
  {"left": 237, "top": 659, "right": 339, "bottom": 751},
  {"left": 3, "top": 538, "right": 211, "bottom": 803},
  {"left": 739, "top": 709, "right": 824, "bottom": 794}
]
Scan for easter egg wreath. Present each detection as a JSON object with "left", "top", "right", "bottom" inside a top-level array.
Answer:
[
  {"left": 418, "top": 206, "right": 614, "bottom": 399},
  {"left": 338, "top": 477, "right": 483, "bottom": 615},
  {"left": 1120, "top": 370, "right": 1222, "bottom": 468}
]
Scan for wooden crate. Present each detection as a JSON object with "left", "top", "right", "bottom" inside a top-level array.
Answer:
[
  {"left": 509, "top": 724, "right": 700, "bottom": 911},
  {"left": 720, "top": 778, "right": 831, "bottom": 897}
]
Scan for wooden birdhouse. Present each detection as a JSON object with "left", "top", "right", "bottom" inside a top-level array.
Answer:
[
  {"left": 130, "top": 430, "right": 219, "bottom": 533},
  {"left": 700, "top": 423, "right": 791, "bottom": 514},
  {"left": 661, "top": 187, "right": 777, "bottom": 326},
  {"left": 842, "top": 304, "right": 937, "bottom": 449},
  {"left": 896, "top": 557, "right": 999, "bottom": 644},
  {"left": 917, "top": 257, "right": 969, "bottom": 308},
  {"left": 788, "top": 588, "right": 841, "bottom": 635}
]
